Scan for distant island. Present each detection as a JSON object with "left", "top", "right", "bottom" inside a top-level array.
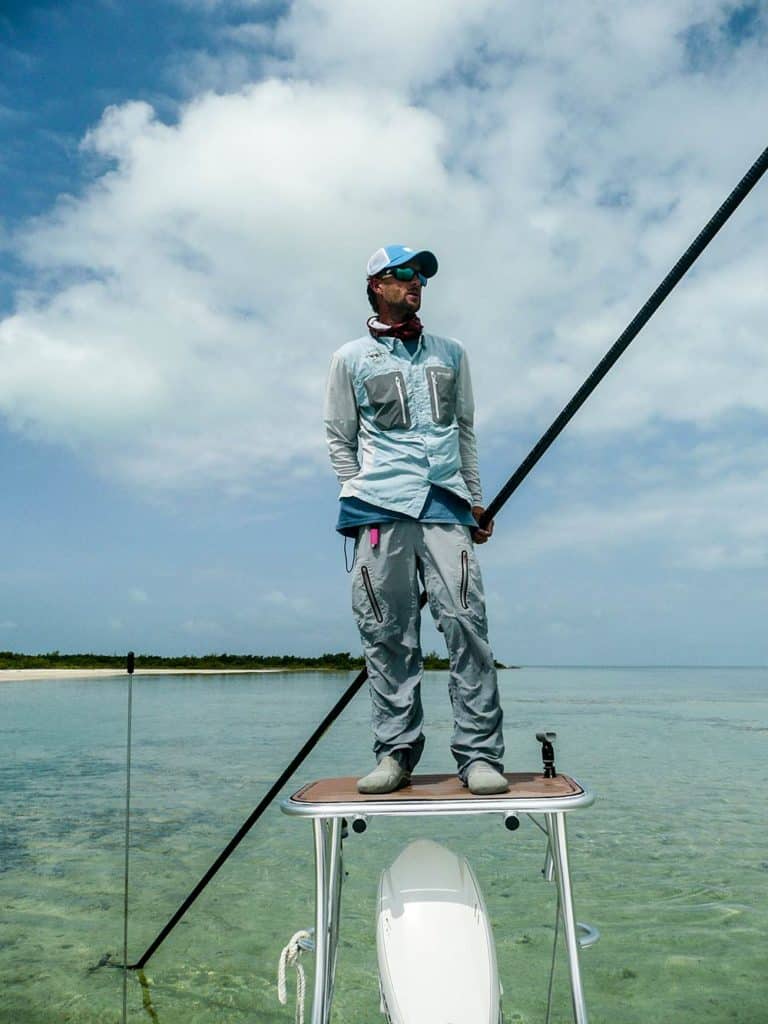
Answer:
[{"left": 0, "top": 650, "right": 510, "bottom": 672}]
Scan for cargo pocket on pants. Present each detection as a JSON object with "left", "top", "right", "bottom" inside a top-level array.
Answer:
[{"left": 360, "top": 565, "right": 384, "bottom": 623}]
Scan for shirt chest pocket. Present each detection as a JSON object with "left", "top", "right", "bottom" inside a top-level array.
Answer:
[
  {"left": 426, "top": 365, "right": 457, "bottom": 425},
  {"left": 363, "top": 371, "right": 411, "bottom": 430}
]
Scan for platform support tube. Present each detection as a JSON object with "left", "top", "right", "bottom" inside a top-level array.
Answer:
[
  {"left": 325, "top": 818, "right": 343, "bottom": 1013},
  {"left": 311, "top": 817, "right": 343, "bottom": 1024},
  {"left": 311, "top": 819, "right": 330, "bottom": 1024},
  {"left": 546, "top": 812, "right": 589, "bottom": 1024}
]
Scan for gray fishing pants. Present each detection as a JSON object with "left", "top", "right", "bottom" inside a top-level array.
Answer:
[{"left": 352, "top": 521, "right": 504, "bottom": 782}]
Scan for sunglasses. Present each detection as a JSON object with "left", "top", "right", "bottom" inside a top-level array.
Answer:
[{"left": 382, "top": 266, "right": 428, "bottom": 286}]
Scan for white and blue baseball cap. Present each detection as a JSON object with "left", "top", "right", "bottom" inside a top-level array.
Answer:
[{"left": 366, "top": 244, "right": 438, "bottom": 279}]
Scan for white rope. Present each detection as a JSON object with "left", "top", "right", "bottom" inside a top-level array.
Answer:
[{"left": 277, "top": 930, "right": 311, "bottom": 1024}]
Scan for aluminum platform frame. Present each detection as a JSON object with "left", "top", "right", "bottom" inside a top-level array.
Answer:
[{"left": 281, "top": 772, "right": 595, "bottom": 1024}]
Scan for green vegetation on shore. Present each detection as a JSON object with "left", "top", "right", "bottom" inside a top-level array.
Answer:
[{"left": 0, "top": 650, "right": 509, "bottom": 672}]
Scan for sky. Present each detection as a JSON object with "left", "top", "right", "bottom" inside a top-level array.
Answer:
[{"left": 1, "top": 0, "right": 766, "bottom": 665}]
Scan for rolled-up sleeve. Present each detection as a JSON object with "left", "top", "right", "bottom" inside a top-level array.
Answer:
[
  {"left": 324, "top": 353, "right": 360, "bottom": 483},
  {"left": 455, "top": 349, "right": 483, "bottom": 505}
]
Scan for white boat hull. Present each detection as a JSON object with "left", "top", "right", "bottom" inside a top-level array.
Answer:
[{"left": 376, "top": 839, "right": 502, "bottom": 1024}]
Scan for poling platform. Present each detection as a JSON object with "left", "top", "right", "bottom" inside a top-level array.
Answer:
[
  {"left": 288, "top": 771, "right": 588, "bottom": 811},
  {"left": 281, "top": 772, "right": 596, "bottom": 1023}
]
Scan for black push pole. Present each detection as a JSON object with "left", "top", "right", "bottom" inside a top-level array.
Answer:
[{"left": 129, "top": 143, "right": 768, "bottom": 970}]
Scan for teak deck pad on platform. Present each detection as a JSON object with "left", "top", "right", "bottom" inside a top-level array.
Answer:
[{"left": 291, "top": 772, "right": 583, "bottom": 804}]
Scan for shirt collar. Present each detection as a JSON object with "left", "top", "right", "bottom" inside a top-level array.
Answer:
[{"left": 374, "top": 334, "right": 424, "bottom": 356}]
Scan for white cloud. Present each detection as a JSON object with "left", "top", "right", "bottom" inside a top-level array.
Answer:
[
  {"left": 270, "top": 0, "right": 500, "bottom": 91},
  {"left": 1, "top": 0, "right": 767, "bottom": 521},
  {"left": 2, "top": 81, "right": 459, "bottom": 488},
  {"left": 491, "top": 438, "right": 768, "bottom": 571},
  {"left": 262, "top": 588, "right": 310, "bottom": 611}
]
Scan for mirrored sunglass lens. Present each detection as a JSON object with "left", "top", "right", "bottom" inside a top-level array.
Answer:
[{"left": 391, "top": 267, "right": 426, "bottom": 284}]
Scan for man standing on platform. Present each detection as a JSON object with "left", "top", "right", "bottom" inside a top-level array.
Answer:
[{"left": 324, "top": 245, "right": 506, "bottom": 795}]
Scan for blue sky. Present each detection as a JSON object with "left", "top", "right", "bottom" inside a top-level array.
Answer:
[{"left": 1, "top": 0, "right": 767, "bottom": 664}]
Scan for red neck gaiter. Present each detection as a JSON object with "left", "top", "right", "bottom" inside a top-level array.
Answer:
[{"left": 367, "top": 315, "right": 423, "bottom": 343}]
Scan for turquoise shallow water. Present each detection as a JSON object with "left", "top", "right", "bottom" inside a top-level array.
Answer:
[{"left": 1, "top": 667, "right": 766, "bottom": 1023}]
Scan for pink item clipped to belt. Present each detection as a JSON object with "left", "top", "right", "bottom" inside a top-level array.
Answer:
[{"left": 370, "top": 526, "right": 380, "bottom": 549}]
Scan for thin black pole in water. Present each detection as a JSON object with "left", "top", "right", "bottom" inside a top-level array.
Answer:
[
  {"left": 128, "top": 143, "right": 768, "bottom": 970},
  {"left": 122, "top": 651, "right": 135, "bottom": 1019}
]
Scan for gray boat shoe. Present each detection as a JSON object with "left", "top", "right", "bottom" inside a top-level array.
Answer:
[
  {"left": 467, "top": 761, "right": 509, "bottom": 795},
  {"left": 357, "top": 755, "right": 411, "bottom": 794}
]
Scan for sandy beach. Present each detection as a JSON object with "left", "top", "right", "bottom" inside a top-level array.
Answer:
[{"left": 0, "top": 668, "right": 283, "bottom": 682}]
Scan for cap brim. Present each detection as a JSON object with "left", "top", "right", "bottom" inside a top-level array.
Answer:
[{"left": 388, "top": 249, "right": 438, "bottom": 278}]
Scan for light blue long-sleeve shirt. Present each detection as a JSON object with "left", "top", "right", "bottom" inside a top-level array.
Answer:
[{"left": 324, "top": 331, "right": 483, "bottom": 518}]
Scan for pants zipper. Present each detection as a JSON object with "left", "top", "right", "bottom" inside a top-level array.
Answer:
[
  {"left": 361, "top": 566, "right": 384, "bottom": 623},
  {"left": 460, "top": 550, "right": 470, "bottom": 610}
]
